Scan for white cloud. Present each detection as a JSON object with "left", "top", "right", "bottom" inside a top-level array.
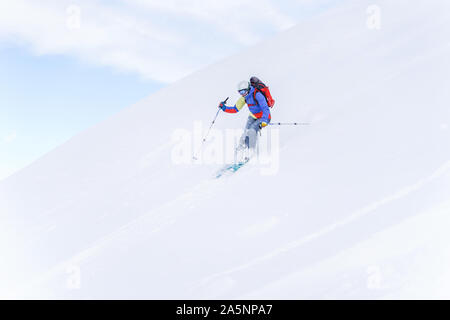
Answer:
[{"left": 0, "top": 0, "right": 301, "bottom": 83}]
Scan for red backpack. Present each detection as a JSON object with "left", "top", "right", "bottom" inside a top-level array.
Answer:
[{"left": 250, "top": 76, "right": 275, "bottom": 108}]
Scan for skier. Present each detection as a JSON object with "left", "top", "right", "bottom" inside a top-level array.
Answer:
[{"left": 218, "top": 78, "right": 272, "bottom": 153}]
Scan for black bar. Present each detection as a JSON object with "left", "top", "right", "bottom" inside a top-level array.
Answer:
[{"left": 0, "top": 300, "right": 438, "bottom": 318}]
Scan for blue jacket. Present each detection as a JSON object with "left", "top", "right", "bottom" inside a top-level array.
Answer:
[{"left": 222, "top": 86, "right": 271, "bottom": 123}]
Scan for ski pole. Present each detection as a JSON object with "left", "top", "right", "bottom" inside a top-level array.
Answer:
[
  {"left": 193, "top": 97, "right": 229, "bottom": 160},
  {"left": 269, "top": 122, "right": 310, "bottom": 126}
]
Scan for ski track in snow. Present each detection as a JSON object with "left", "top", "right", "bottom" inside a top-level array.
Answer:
[
  {"left": 8, "top": 173, "right": 226, "bottom": 297},
  {"left": 193, "top": 160, "right": 450, "bottom": 295},
  {"left": 11, "top": 159, "right": 448, "bottom": 298}
]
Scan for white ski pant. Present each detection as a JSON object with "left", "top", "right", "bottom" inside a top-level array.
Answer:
[{"left": 240, "top": 116, "right": 264, "bottom": 149}]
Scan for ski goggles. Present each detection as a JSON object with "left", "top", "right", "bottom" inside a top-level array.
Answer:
[{"left": 238, "top": 89, "right": 249, "bottom": 95}]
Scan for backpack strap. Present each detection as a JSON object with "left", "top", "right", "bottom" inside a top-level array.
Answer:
[{"left": 252, "top": 87, "right": 268, "bottom": 106}]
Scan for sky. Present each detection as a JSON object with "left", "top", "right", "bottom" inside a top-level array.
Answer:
[{"left": 0, "top": 0, "right": 342, "bottom": 181}]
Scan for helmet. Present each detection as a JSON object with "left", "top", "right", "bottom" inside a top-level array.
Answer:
[{"left": 237, "top": 80, "right": 250, "bottom": 96}]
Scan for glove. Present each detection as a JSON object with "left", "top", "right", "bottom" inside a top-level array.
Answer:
[
  {"left": 218, "top": 102, "right": 226, "bottom": 111},
  {"left": 260, "top": 122, "right": 268, "bottom": 129}
]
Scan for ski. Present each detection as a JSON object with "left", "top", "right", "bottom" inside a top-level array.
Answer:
[{"left": 215, "top": 158, "right": 250, "bottom": 178}]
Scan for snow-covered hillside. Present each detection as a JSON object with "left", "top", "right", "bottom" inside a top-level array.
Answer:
[{"left": 1, "top": 0, "right": 449, "bottom": 299}]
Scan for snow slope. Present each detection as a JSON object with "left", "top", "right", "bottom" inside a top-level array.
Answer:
[{"left": 1, "top": 0, "right": 449, "bottom": 299}]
